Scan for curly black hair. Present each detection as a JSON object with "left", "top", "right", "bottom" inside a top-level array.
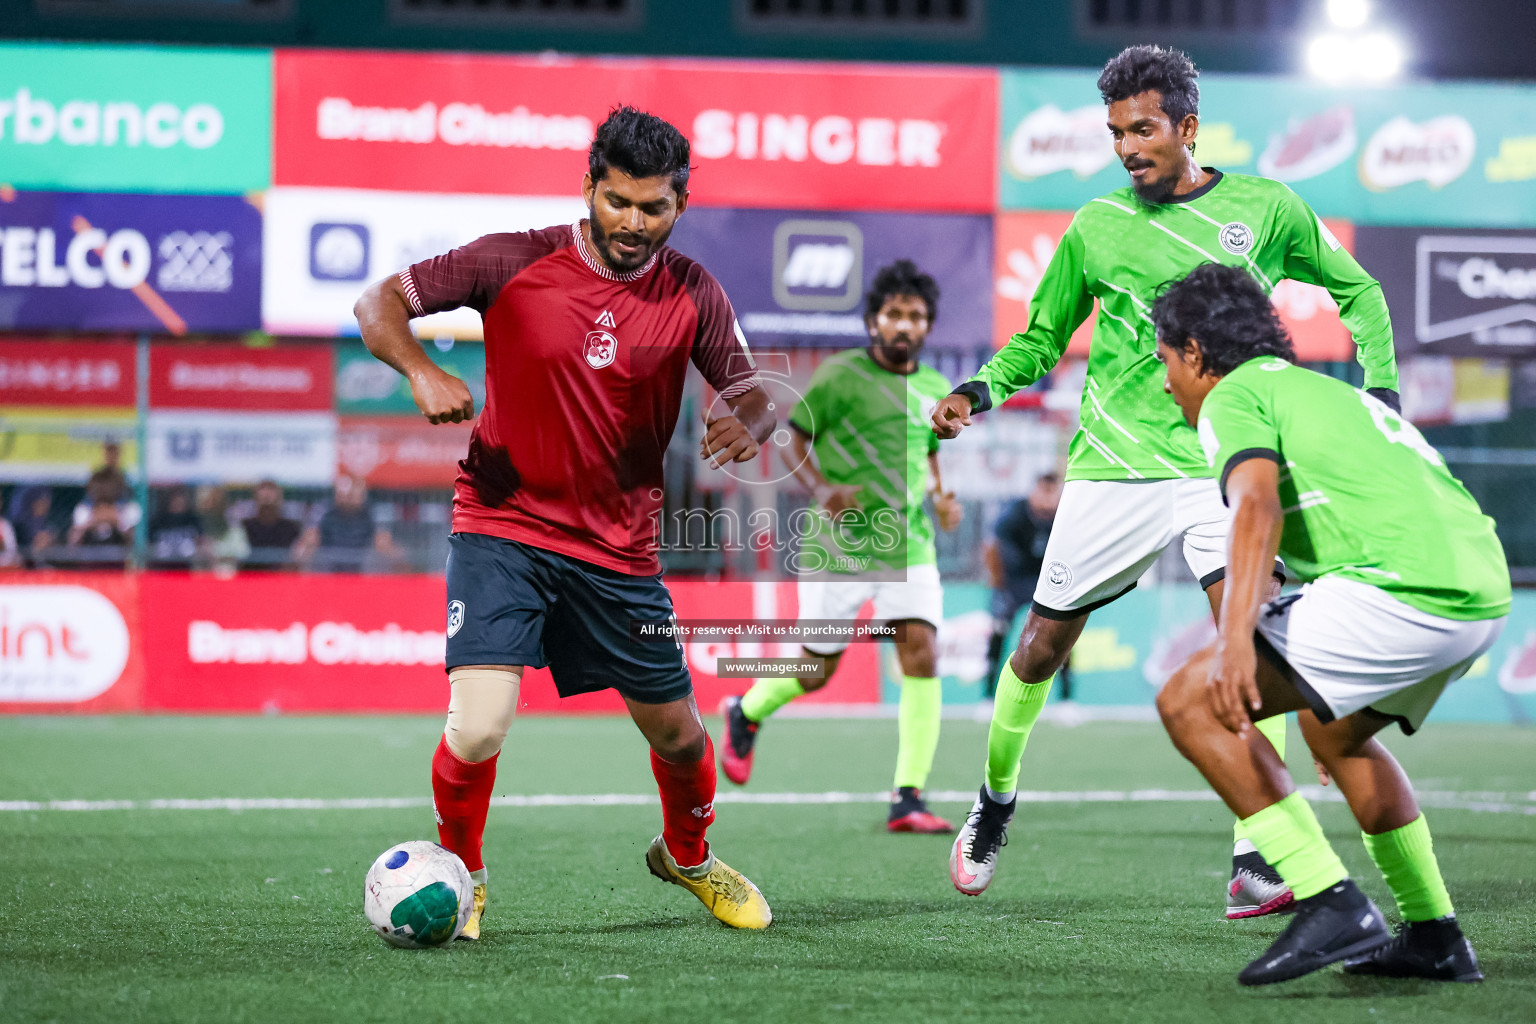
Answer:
[
  {"left": 588, "top": 105, "right": 691, "bottom": 194},
  {"left": 1152, "top": 263, "right": 1296, "bottom": 376},
  {"left": 864, "top": 259, "right": 940, "bottom": 323},
  {"left": 1098, "top": 45, "right": 1200, "bottom": 125}
]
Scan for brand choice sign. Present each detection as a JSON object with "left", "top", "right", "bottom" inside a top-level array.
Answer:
[
  {"left": 0, "top": 43, "right": 271, "bottom": 193},
  {"left": 273, "top": 50, "right": 995, "bottom": 212},
  {"left": 0, "top": 191, "right": 261, "bottom": 333}
]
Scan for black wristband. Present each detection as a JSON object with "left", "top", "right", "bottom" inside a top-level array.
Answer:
[
  {"left": 951, "top": 381, "right": 992, "bottom": 414},
  {"left": 1366, "top": 387, "right": 1401, "bottom": 414}
]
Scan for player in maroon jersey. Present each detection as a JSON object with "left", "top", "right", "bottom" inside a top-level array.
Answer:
[{"left": 353, "top": 107, "right": 775, "bottom": 933}]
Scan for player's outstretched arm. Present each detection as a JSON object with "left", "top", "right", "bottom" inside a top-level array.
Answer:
[
  {"left": 700, "top": 385, "right": 775, "bottom": 468},
  {"left": 1210, "top": 459, "right": 1285, "bottom": 736},
  {"left": 354, "top": 275, "right": 475, "bottom": 425}
]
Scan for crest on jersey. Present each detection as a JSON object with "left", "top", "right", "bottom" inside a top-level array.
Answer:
[
  {"left": 594, "top": 309, "right": 617, "bottom": 328},
  {"left": 447, "top": 600, "right": 465, "bottom": 638},
  {"left": 1218, "top": 222, "right": 1255, "bottom": 256},
  {"left": 584, "top": 330, "right": 618, "bottom": 369},
  {"left": 1045, "top": 561, "right": 1073, "bottom": 591}
]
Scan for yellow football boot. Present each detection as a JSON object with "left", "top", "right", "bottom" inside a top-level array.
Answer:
[
  {"left": 457, "top": 882, "right": 487, "bottom": 941},
  {"left": 645, "top": 835, "right": 772, "bottom": 930}
]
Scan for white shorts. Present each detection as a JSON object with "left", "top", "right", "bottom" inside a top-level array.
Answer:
[
  {"left": 795, "top": 562, "right": 943, "bottom": 655},
  {"left": 1033, "top": 477, "right": 1230, "bottom": 616},
  {"left": 1256, "top": 575, "right": 1506, "bottom": 734}
]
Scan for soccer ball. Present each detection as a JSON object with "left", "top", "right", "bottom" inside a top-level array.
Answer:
[{"left": 363, "top": 841, "right": 474, "bottom": 948}]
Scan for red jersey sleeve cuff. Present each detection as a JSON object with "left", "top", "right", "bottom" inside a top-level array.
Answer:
[
  {"left": 717, "top": 375, "right": 762, "bottom": 401},
  {"left": 399, "top": 269, "right": 425, "bottom": 317}
]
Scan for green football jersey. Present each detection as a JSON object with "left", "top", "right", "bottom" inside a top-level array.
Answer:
[
  {"left": 1199, "top": 357, "right": 1510, "bottom": 621},
  {"left": 789, "top": 349, "right": 951, "bottom": 574},
  {"left": 969, "top": 171, "right": 1398, "bottom": 481}
]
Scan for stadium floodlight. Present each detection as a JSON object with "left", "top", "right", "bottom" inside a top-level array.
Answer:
[
  {"left": 1305, "top": 30, "right": 1404, "bottom": 82},
  {"left": 1325, "top": 0, "right": 1371, "bottom": 30}
]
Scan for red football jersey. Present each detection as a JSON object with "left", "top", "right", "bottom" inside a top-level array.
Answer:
[{"left": 401, "top": 221, "right": 759, "bottom": 575}]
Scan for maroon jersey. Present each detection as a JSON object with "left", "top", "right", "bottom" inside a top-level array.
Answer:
[{"left": 401, "top": 221, "right": 760, "bottom": 575}]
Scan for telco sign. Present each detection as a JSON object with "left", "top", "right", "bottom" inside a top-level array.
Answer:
[
  {"left": 0, "top": 43, "right": 271, "bottom": 194},
  {"left": 0, "top": 191, "right": 262, "bottom": 334}
]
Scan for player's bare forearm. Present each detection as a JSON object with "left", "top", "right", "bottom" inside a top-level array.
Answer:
[
  {"left": 355, "top": 276, "right": 435, "bottom": 378},
  {"left": 701, "top": 386, "right": 775, "bottom": 467},
  {"left": 784, "top": 427, "right": 827, "bottom": 494},
  {"left": 784, "top": 426, "right": 860, "bottom": 515},
  {"left": 1212, "top": 459, "right": 1286, "bottom": 733},
  {"left": 353, "top": 275, "right": 475, "bottom": 424},
  {"left": 726, "top": 385, "right": 775, "bottom": 446},
  {"left": 928, "top": 453, "right": 962, "bottom": 531}
]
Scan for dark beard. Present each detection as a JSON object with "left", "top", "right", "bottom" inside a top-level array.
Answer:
[
  {"left": 589, "top": 214, "right": 663, "bottom": 273},
  {"left": 871, "top": 336, "right": 921, "bottom": 370},
  {"left": 1131, "top": 173, "right": 1179, "bottom": 206}
]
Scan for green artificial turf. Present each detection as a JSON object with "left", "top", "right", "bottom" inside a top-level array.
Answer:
[{"left": 1, "top": 716, "right": 1532, "bottom": 1024}]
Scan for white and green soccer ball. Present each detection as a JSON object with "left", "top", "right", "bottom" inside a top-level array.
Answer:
[{"left": 363, "top": 841, "right": 474, "bottom": 948}]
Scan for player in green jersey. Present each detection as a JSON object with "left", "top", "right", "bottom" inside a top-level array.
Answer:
[
  {"left": 721, "top": 260, "right": 963, "bottom": 833},
  {"left": 1151, "top": 263, "right": 1507, "bottom": 985},
  {"left": 932, "top": 45, "right": 1400, "bottom": 911}
]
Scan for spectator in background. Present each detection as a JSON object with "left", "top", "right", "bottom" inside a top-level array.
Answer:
[
  {"left": 7, "top": 486, "right": 59, "bottom": 563},
  {"left": 242, "top": 480, "right": 304, "bottom": 568},
  {"left": 68, "top": 469, "right": 141, "bottom": 563},
  {"left": 147, "top": 485, "right": 202, "bottom": 567},
  {"left": 297, "top": 473, "right": 406, "bottom": 573},
  {"left": 0, "top": 512, "right": 18, "bottom": 568},
  {"left": 89, "top": 440, "right": 129, "bottom": 499},
  {"left": 198, "top": 485, "right": 249, "bottom": 576},
  {"left": 983, "top": 472, "right": 1067, "bottom": 698}
]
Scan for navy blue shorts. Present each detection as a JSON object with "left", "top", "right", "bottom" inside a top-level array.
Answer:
[{"left": 445, "top": 532, "right": 691, "bottom": 705}]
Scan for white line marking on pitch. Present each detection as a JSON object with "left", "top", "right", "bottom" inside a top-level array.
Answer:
[{"left": 2, "top": 787, "right": 1533, "bottom": 815}]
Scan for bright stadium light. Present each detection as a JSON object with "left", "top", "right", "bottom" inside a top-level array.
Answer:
[
  {"left": 1355, "top": 32, "right": 1406, "bottom": 79},
  {"left": 1326, "top": 0, "right": 1371, "bottom": 30},
  {"left": 1306, "top": 30, "right": 1404, "bottom": 82}
]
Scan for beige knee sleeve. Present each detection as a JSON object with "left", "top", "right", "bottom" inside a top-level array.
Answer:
[{"left": 444, "top": 667, "right": 522, "bottom": 763}]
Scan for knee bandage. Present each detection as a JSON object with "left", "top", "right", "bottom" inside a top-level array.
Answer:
[{"left": 443, "top": 667, "right": 522, "bottom": 763}]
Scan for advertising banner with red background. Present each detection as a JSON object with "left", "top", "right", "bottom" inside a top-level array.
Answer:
[
  {"left": 0, "top": 573, "right": 145, "bottom": 713},
  {"left": 150, "top": 343, "right": 334, "bottom": 411},
  {"left": 0, "top": 338, "right": 138, "bottom": 482},
  {"left": 273, "top": 50, "right": 997, "bottom": 213},
  {"left": 337, "top": 416, "right": 473, "bottom": 489},
  {"left": 147, "top": 343, "right": 337, "bottom": 484},
  {"left": 0, "top": 338, "right": 137, "bottom": 407},
  {"left": 992, "top": 211, "right": 1358, "bottom": 360},
  {"left": 139, "top": 575, "right": 877, "bottom": 714}
]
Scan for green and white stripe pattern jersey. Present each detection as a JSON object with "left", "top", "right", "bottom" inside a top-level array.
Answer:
[
  {"left": 1200, "top": 358, "right": 1510, "bottom": 621},
  {"left": 790, "top": 350, "right": 951, "bottom": 574},
  {"left": 970, "top": 171, "right": 1399, "bottom": 481}
]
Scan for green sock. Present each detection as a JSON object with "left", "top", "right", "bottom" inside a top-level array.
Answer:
[
  {"left": 1234, "top": 714, "right": 1289, "bottom": 844},
  {"left": 1362, "top": 814, "right": 1455, "bottom": 922},
  {"left": 739, "top": 677, "right": 805, "bottom": 723},
  {"left": 894, "top": 675, "right": 942, "bottom": 790},
  {"left": 983, "top": 661, "right": 1053, "bottom": 799},
  {"left": 1240, "top": 792, "right": 1349, "bottom": 900}
]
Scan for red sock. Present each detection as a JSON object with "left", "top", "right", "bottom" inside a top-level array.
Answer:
[
  {"left": 650, "top": 736, "right": 717, "bottom": 869},
  {"left": 431, "top": 735, "right": 498, "bottom": 873}
]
